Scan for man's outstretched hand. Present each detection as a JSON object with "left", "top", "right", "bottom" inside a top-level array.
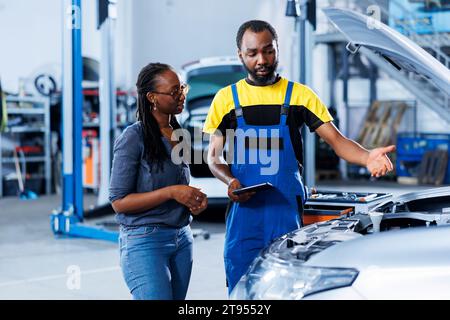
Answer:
[{"left": 366, "top": 145, "right": 396, "bottom": 178}]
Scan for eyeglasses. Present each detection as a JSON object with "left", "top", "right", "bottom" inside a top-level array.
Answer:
[{"left": 152, "top": 83, "right": 189, "bottom": 100}]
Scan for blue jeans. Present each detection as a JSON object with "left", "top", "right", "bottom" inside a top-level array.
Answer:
[{"left": 119, "top": 224, "right": 193, "bottom": 300}]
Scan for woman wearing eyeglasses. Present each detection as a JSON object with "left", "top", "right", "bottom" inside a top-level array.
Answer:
[{"left": 109, "top": 63, "right": 207, "bottom": 300}]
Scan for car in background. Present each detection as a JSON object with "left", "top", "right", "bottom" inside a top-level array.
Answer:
[
  {"left": 230, "top": 7, "right": 450, "bottom": 300},
  {"left": 178, "top": 56, "right": 246, "bottom": 206}
]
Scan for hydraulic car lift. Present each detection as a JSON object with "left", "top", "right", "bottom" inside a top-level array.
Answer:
[{"left": 50, "top": 0, "right": 118, "bottom": 242}]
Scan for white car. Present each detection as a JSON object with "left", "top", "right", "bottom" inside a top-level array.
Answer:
[
  {"left": 231, "top": 7, "right": 450, "bottom": 300},
  {"left": 231, "top": 187, "right": 450, "bottom": 300},
  {"left": 178, "top": 56, "right": 246, "bottom": 206}
]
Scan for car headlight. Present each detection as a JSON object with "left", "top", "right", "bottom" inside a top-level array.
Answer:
[{"left": 230, "top": 256, "right": 358, "bottom": 300}]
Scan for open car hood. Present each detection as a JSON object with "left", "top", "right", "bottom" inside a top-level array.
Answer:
[
  {"left": 322, "top": 7, "right": 450, "bottom": 95},
  {"left": 374, "top": 186, "right": 450, "bottom": 213}
]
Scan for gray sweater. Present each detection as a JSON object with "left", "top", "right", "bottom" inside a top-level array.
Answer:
[{"left": 109, "top": 122, "right": 191, "bottom": 227}]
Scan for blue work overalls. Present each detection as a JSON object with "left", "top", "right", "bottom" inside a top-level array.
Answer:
[{"left": 224, "top": 81, "right": 307, "bottom": 293}]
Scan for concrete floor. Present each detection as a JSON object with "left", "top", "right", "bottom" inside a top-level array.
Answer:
[{"left": 0, "top": 180, "right": 434, "bottom": 299}]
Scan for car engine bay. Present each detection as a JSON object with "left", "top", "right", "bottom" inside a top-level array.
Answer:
[{"left": 265, "top": 188, "right": 450, "bottom": 264}]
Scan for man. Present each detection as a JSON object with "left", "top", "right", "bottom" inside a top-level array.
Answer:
[{"left": 203, "top": 20, "right": 395, "bottom": 293}]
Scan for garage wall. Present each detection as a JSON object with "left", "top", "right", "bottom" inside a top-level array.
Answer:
[
  {"left": 0, "top": 0, "right": 298, "bottom": 92},
  {"left": 0, "top": 0, "right": 101, "bottom": 93},
  {"left": 0, "top": 0, "right": 62, "bottom": 93},
  {"left": 124, "top": 0, "right": 298, "bottom": 86}
]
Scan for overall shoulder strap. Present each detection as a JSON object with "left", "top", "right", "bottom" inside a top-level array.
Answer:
[
  {"left": 281, "top": 81, "right": 294, "bottom": 124},
  {"left": 283, "top": 81, "right": 294, "bottom": 107},
  {"left": 231, "top": 83, "right": 243, "bottom": 118}
]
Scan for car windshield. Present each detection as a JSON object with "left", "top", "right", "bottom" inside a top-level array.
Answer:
[{"left": 186, "top": 65, "right": 246, "bottom": 107}]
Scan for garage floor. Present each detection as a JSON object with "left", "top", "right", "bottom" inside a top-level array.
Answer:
[{"left": 0, "top": 180, "right": 434, "bottom": 299}]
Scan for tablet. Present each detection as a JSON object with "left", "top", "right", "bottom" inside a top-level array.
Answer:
[{"left": 232, "top": 182, "right": 274, "bottom": 195}]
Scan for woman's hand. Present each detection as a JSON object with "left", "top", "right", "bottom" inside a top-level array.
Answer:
[
  {"left": 190, "top": 197, "right": 208, "bottom": 215},
  {"left": 170, "top": 185, "right": 206, "bottom": 211}
]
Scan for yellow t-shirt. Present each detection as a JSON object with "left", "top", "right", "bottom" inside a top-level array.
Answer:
[{"left": 203, "top": 77, "right": 333, "bottom": 135}]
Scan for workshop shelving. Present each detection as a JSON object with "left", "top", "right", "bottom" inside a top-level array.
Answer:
[
  {"left": 81, "top": 89, "right": 136, "bottom": 191},
  {"left": 0, "top": 96, "right": 51, "bottom": 197}
]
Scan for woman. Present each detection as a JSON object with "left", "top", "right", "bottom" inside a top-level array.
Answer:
[{"left": 109, "top": 62, "right": 207, "bottom": 300}]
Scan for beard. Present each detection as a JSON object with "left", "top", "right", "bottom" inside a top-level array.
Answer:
[{"left": 242, "top": 59, "right": 279, "bottom": 85}]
